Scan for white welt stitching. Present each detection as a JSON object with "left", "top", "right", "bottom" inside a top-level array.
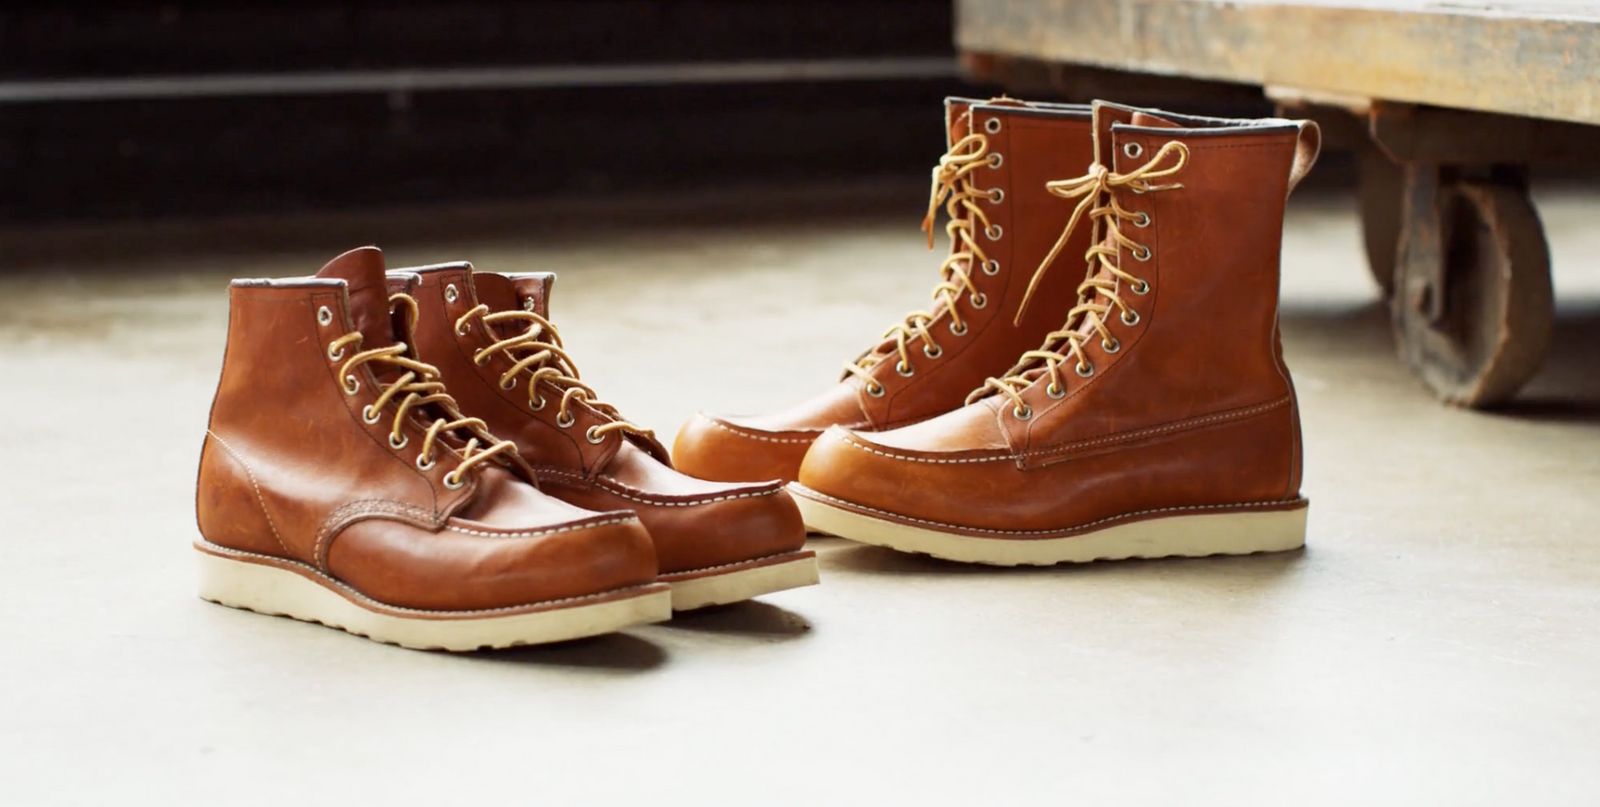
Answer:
[
  {"left": 702, "top": 415, "right": 819, "bottom": 444},
  {"left": 206, "top": 430, "right": 292, "bottom": 555},
  {"left": 536, "top": 467, "right": 783, "bottom": 507},
  {"left": 792, "top": 485, "right": 1302, "bottom": 538},
  {"left": 446, "top": 515, "right": 637, "bottom": 539}
]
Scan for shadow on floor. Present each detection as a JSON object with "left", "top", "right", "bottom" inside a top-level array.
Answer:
[
  {"left": 472, "top": 631, "right": 669, "bottom": 672},
  {"left": 650, "top": 600, "right": 812, "bottom": 639}
]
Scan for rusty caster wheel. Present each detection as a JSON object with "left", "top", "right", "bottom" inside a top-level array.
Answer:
[{"left": 1392, "top": 167, "right": 1553, "bottom": 408}]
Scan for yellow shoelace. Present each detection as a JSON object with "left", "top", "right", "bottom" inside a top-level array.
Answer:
[
  {"left": 976, "top": 141, "right": 1190, "bottom": 418},
  {"left": 843, "top": 131, "right": 1001, "bottom": 393},
  {"left": 454, "top": 303, "right": 652, "bottom": 443},
  {"left": 328, "top": 293, "right": 517, "bottom": 487}
]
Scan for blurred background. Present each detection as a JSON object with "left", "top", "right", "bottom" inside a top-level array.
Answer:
[{"left": 3, "top": 2, "right": 1598, "bottom": 804}]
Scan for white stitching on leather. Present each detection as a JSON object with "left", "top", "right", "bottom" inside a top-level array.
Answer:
[
  {"left": 702, "top": 416, "right": 819, "bottom": 444},
  {"left": 205, "top": 430, "right": 292, "bottom": 556},
  {"left": 195, "top": 539, "right": 658, "bottom": 615},
  {"left": 536, "top": 467, "right": 783, "bottom": 507},
  {"left": 838, "top": 398, "right": 1290, "bottom": 464},
  {"left": 792, "top": 485, "right": 1303, "bottom": 538},
  {"left": 446, "top": 516, "right": 637, "bottom": 538}
]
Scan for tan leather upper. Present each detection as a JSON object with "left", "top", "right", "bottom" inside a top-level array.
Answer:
[
  {"left": 195, "top": 247, "right": 657, "bottom": 610},
  {"left": 795, "top": 101, "right": 1320, "bottom": 535},
  {"left": 392, "top": 263, "right": 806, "bottom": 575},
  {"left": 673, "top": 97, "right": 1096, "bottom": 483}
]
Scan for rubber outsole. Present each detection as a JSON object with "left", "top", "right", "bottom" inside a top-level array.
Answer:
[
  {"left": 658, "top": 550, "right": 819, "bottom": 610},
  {"left": 195, "top": 542, "right": 672, "bottom": 651},
  {"left": 790, "top": 486, "right": 1307, "bottom": 566}
]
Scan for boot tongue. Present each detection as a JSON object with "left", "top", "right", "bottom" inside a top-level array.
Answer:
[
  {"left": 316, "top": 246, "right": 398, "bottom": 348},
  {"left": 1129, "top": 111, "right": 1182, "bottom": 128},
  {"left": 472, "top": 272, "right": 520, "bottom": 314}
]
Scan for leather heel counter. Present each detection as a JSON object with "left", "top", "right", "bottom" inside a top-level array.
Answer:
[{"left": 196, "top": 432, "right": 290, "bottom": 557}]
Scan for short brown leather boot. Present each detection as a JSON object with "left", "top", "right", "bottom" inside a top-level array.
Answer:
[
  {"left": 391, "top": 263, "right": 818, "bottom": 610},
  {"left": 194, "top": 247, "right": 669, "bottom": 649},
  {"left": 672, "top": 97, "right": 1094, "bottom": 484},
  {"left": 792, "top": 101, "right": 1321, "bottom": 565}
]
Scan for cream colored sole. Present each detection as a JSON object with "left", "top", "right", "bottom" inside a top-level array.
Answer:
[
  {"left": 660, "top": 551, "right": 820, "bottom": 611},
  {"left": 792, "top": 489, "right": 1307, "bottom": 566},
  {"left": 195, "top": 543, "right": 672, "bottom": 651}
]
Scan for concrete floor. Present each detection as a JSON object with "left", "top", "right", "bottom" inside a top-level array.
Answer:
[{"left": 3, "top": 182, "right": 1599, "bottom": 805}]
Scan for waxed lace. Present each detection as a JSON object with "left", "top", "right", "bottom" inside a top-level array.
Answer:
[
  {"left": 454, "top": 303, "right": 652, "bottom": 442},
  {"left": 328, "top": 293, "right": 517, "bottom": 486},
  {"left": 976, "top": 141, "right": 1190, "bottom": 417},
  {"left": 842, "top": 131, "right": 1001, "bottom": 392}
]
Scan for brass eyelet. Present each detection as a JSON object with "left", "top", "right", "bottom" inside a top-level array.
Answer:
[
  {"left": 985, "top": 224, "right": 1003, "bottom": 241},
  {"left": 865, "top": 382, "right": 886, "bottom": 398},
  {"left": 316, "top": 306, "right": 333, "bottom": 326},
  {"left": 556, "top": 412, "right": 576, "bottom": 428},
  {"left": 1123, "top": 142, "right": 1143, "bottom": 159},
  {"left": 1132, "top": 244, "right": 1152, "bottom": 262},
  {"left": 361, "top": 405, "right": 381, "bottom": 424},
  {"left": 984, "top": 118, "right": 1001, "bottom": 134},
  {"left": 499, "top": 376, "right": 515, "bottom": 390},
  {"left": 444, "top": 284, "right": 459, "bottom": 303},
  {"left": 1076, "top": 362, "right": 1095, "bottom": 378},
  {"left": 923, "top": 344, "right": 943, "bottom": 359},
  {"left": 988, "top": 188, "right": 1004, "bottom": 204},
  {"left": 327, "top": 342, "right": 344, "bottom": 361},
  {"left": 1121, "top": 309, "right": 1141, "bottom": 326},
  {"left": 388, "top": 432, "right": 409, "bottom": 449},
  {"left": 1133, "top": 211, "right": 1151, "bottom": 228},
  {"left": 529, "top": 395, "right": 547, "bottom": 411},
  {"left": 416, "top": 453, "right": 436, "bottom": 471},
  {"left": 982, "top": 259, "right": 1000, "bottom": 276},
  {"left": 342, "top": 375, "right": 360, "bottom": 395},
  {"left": 1101, "top": 337, "right": 1121, "bottom": 353},
  {"left": 970, "top": 293, "right": 988, "bottom": 309},
  {"left": 522, "top": 297, "right": 536, "bottom": 311},
  {"left": 987, "top": 153, "right": 1003, "bottom": 169},
  {"left": 896, "top": 361, "right": 915, "bottom": 377},
  {"left": 1047, "top": 382, "right": 1066, "bottom": 399},
  {"left": 585, "top": 426, "right": 605, "bottom": 444},
  {"left": 443, "top": 471, "right": 465, "bottom": 490},
  {"left": 1013, "top": 405, "right": 1032, "bottom": 420},
  {"left": 1132, "top": 279, "right": 1151, "bottom": 295},
  {"left": 949, "top": 321, "right": 969, "bottom": 336},
  {"left": 456, "top": 321, "right": 471, "bottom": 337}
]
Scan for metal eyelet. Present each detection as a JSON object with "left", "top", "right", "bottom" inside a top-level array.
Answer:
[
  {"left": 923, "top": 344, "right": 943, "bottom": 359},
  {"left": 522, "top": 297, "right": 536, "bottom": 311},
  {"left": 499, "top": 376, "right": 515, "bottom": 390},
  {"left": 1121, "top": 309, "right": 1141, "bottom": 326},
  {"left": 949, "top": 321, "right": 969, "bottom": 336},
  {"left": 416, "top": 453, "right": 436, "bottom": 471},
  {"left": 1076, "top": 362, "right": 1095, "bottom": 378},
  {"left": 444, "top": 284, "right": 459, "bottom": 303},
  {"left": 585, "top": 426, "right": 605, "bottom": 444},
  {"left": 556, "top": 412, "right": 576, "bottom": 428},
  {"left": 317, "top": 306, "right": 333, "bottom": 326},
  {"left": 1012, "top": 405, "right": 1032, "bottom": 420},
  {"left": 865, "top": 382, "right": 886, "bottom": 398},
  {"left": 443, "top": 471, "right": 465, "bottom": 490},
  {"left": 327, "top": 342, "right": 344, "bottom": 361},
  {"left": 529, "top": 395, "right": 546, "bottom": 411},
  {"left": 361, "top": 405, "right": 381, "bottom": 424},
  {"left": 970, "top": 293, "right": 988, "bottom": 309},
  {"left": 988, "top": 188, "right": 1005, "bottom": 204},
  {"left": 1131, "top": 244, "right": 1152, "bottom": 262},
  {"left": 1101, "top": 337, "right": 1121, "bottom": 353},
  {"left": 342, "top": 375, "right": 360, "bottom": 395},
  {"left": 1123, "top": 142, "right": 1143, "bottom": 159},
  {"left": 982, "top": 259, "right": 1000, "bottom": 276},
  {"left": 984, "top": 118, "right": 1001, "bottom": 134},
  {"left": 988, "top": 153, "right": 1003, "bottom": 169},
  {"left": 456, "top": 321, "right": 471, "bottom": 337},
  {"left": 1131, "top": 279, "right": 1151, "bottom": 295},
  {"left": 1047, "top": 382, "right": 1066, "bottom": 399},
  {"left": 895, "top": 361, "right": 915, "bottom": 377},
  {"left": 985, "top": 224, "right": 1003, "bottom": 241},
  {"left": 388, "top": 432, "right": 409, "bottom": 449},
  {"left": 1133, "top": 211, "right": 1151, "bottom": 228}
]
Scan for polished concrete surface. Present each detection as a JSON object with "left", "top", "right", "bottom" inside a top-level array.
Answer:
[{"left": 3, "top": 184, "right": 1598, "bottom": 805}]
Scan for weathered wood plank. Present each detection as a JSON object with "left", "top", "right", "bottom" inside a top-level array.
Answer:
[{"left": 956, "top": 0, "right": 1600, "bottom": 126}]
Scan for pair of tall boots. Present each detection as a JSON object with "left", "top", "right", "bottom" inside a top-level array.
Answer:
[
  {"left": 674, "top": 98, "right": 1321, "bottom": 565},
  {"left": 196, "top": 247, "right": 818, "bottom": 650}
]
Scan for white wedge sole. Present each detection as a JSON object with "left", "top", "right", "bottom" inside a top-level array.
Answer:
[
  {"left": 791, "top": 487, "right": 1307, "bottom": 566},
  {"left": 195, "top": 542, "right": 672, "bottom": 651},
  {"left": 659, "top": 551, "right": 820, "bottom": 610}
]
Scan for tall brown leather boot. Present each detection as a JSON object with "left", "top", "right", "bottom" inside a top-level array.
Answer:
[
  {"left": 672, "top": 97, "right": 1094, "bottom": 485},
  {"left": 194, "top": 247, "right": 670, "bottom": 649},
  {"left": 390, "top": 263, "right": 818, "bottom": 610},
  {"left": 791, "top": 101, "right": 1321, "bottom": 565}
]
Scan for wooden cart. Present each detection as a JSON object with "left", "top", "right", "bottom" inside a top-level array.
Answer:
[{"left": 955, "top": 0, "right": 1600, "bottom": 407}]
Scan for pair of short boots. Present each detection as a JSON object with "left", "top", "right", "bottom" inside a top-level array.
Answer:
[
  {"left": 675, "top": 98, "right": 1322, "bottom": 565},
  {"left": 195, "top": 247, "right": 818, "bottom": 650}
]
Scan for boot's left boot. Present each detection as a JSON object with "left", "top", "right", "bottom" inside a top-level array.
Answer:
[
  {"left": 393, "top": 264, "right": 818, "bottom": 609},
  {"left": 792, "top": 101, "right": 1322, "bottom": 565}
]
